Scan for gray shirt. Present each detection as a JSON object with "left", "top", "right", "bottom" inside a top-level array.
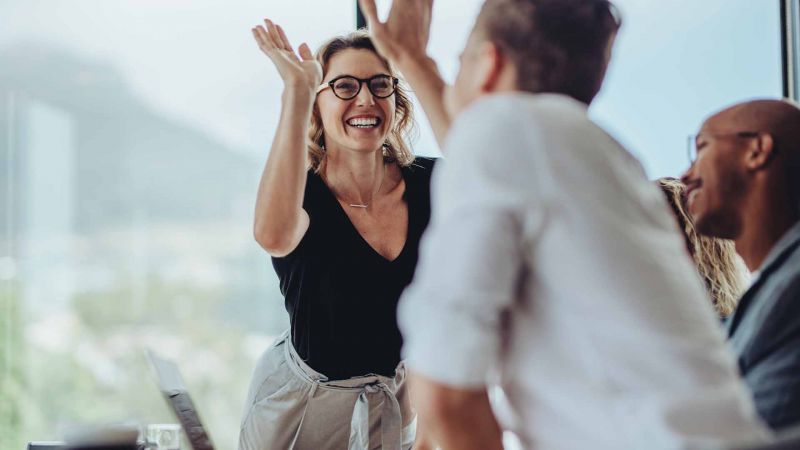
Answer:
[{"left": 728, "top": 220, "right": 800, "bottom": 430}]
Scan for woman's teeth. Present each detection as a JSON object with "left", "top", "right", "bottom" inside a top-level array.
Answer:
[{"left": 347, "top": 117, "right": 379, "bottom": 128}]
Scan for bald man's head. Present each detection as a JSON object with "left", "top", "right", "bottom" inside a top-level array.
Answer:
[
  {"left": 681, "top": 99, "right": 800, "bottom": 239},
  {"left": 717, "top": 99, "right": 800, "bottom": 158}
]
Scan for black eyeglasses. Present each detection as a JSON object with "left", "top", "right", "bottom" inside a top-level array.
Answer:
[
  {"left": 316, "top": 74, "right": 399, "bottom": 100},
  {"left": 686, "top": 131, "right": 761, "bottom": 165}
]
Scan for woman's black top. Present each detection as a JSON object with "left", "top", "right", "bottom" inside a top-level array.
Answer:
[{"left": 272, "top": 157, "right": 437, "bottom": 380}]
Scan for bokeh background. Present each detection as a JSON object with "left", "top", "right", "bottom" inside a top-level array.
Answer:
[{"left": 0, "top": 1, "right": 782, "bottom": 449}]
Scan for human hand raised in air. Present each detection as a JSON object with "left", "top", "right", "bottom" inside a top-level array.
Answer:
[
  {"left": 358, "top": 0, "right": 433, "bottom": 65},
  {"left": 359, "top": 0, "right": 451, "bottom": 149},
  {"left": 252, "top": 19, "right": 322, "bottom": 95}
]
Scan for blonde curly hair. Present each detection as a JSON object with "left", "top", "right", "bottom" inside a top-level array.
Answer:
[
  {"left": 657, "top": 177, "right": 749, "bottom": 318},
  {"left": 307, "top": 30, "right": 416, "bottom": 173}
]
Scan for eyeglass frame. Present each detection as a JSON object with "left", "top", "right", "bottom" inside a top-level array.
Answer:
[
  {"left": 686, "top": 131, "right": 763, "bottom": 165},
  {"left": 316, "top": 74, "right": 400, "bottom": 100}
]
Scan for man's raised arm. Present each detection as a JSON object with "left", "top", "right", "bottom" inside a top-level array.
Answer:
[{"left": 359, "top": 0, "right": 452, "bottom": 149}]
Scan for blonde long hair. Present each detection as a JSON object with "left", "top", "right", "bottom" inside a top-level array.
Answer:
[
  {"left": 657, "top": 178, "right": 749, "bottom": 318},
  {"left": 307, "top": 30, "right": 416, "bottom": 173}
]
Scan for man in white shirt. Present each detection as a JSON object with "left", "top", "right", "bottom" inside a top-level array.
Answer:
[{"left": 360, "top": 0, "right": 770, "bottom": 448}]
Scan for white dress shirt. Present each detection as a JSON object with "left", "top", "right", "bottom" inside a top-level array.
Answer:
[{"left": 398, "top": 93, "right": 769, "bottom": 449}]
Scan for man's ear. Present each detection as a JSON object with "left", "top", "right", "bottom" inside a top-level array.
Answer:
[
  {"left": 476, "top": 41, "right": 506, "bottom": 93},
  {"left": 746, "top": 133, "right": 776, "bottom": 171}
]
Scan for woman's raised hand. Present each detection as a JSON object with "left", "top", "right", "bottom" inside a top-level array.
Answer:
[{"left": 252, "top": 19, "right": 322, "bottom": 95}]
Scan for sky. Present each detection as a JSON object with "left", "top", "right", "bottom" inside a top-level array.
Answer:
[{"left": 1, "top": 0, "right": 782, "bottom": 178}]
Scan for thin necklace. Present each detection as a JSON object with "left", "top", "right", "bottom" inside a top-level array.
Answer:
[
  {"left": 349, "top": 163, "right": 385, "bottom": 208},
  {"left": 329, "top": 163, "right": 386, "bottom": 209}
]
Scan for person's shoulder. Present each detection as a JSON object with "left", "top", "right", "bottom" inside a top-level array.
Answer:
[
  {"left": 402, "top": 156, "right": 439, "bottom": 189},
  {"left": 447, "top": 94, "right": 530, "bottom": 147},
  {"left": 451, "top": 93, "right": 591, "bottom": 145},
  {"left": 408, "top": 156, "right": 438, "bottom": 171},
  {"left": 740, "top": 241, "right": 800, "bottom": 330},
  {"left": 767, "top": 243, "right": 800, "bottom": 292},
  {"left": 756, "top": 224, "right": 800, "bottom": 283},
  {"left": 460, "top": 92, "right": 587, "bottom": 119},
  {"left": 457, "top": 93, "right": 530, "bottom": 123},
  {"left": 445, "top": 94, "right": 555, "bottom": 159}
]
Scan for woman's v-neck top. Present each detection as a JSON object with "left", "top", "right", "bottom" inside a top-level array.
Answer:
[{"left": 272, "top": 157, "right": 437, "bottom": 379}]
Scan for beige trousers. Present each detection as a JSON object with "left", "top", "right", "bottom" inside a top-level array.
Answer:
[{"left": 239, "top": 330, "right": 416, "bottom": 450}]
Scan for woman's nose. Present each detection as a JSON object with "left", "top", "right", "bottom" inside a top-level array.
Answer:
[{"left": 355, "top": 82, "right": 376, "bottom": 106}]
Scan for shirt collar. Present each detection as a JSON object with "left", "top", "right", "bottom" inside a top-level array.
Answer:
[{"left": 755, "top": 219, "right": 800, "bottom": 274}]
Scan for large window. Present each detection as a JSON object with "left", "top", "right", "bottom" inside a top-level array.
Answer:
[
  {"left": 0, "top": 1, "right": 785, "bottom": 449},
  {"left": 1, "top": 2, "right": 351, "bottom": 449}
]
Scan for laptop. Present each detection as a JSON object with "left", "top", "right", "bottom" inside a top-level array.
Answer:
[{"left": 146, "top": 350, "right": 215, "bottom": 450}]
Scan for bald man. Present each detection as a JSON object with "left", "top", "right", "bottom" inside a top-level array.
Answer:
[{"left": 682, "top": 99, "right": 800, "bottom": 430}]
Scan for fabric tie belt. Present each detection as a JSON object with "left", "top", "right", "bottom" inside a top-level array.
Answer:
[
  {"left": 348, "top": 380, "right": 403, "bottom": 450},
  {"left": 281, "top": 330, "right": 412, "bottom": 450}
]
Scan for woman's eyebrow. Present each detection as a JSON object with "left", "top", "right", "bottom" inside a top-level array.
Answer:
[{"left": 327, "top": 72, "right": 391, "bottom": 80}]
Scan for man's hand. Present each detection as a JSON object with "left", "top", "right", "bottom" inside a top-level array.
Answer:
[
  {"left": 358, "top": 0, "right": 433, "bottom": 65},
  {"left": 359, "top": 0, "right": 452, "bottom": 149},
  {"left": 409, "top": 370, "right": 504, "bottom": 450}
]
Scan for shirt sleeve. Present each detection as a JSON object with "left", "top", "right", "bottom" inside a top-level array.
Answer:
[{"left": 398, "top": 96, "right": 543, "bottom": 388}]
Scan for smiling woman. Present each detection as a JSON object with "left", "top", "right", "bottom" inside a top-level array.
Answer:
[
  {"left": 307, "top": 36, "right": 417, "bottom": 174},
  {"left": 242, "top": 23, "right": 436, "bottom": 450}
]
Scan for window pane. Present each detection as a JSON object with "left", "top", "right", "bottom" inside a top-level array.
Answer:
[
  {"left": 0, "top": 2, "right": 351, "bottom": 449},
  {"left": 591, "top": 0, "right": 782, "bottom": 178}
]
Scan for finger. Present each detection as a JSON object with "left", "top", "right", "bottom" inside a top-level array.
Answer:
[
  {"left": 257, "top": 21, "right": 278, "bottom": 50},
  {"left": 264, "top": 19, "right": 283, "bottom": 49},
  {"left": 252, "top": 26, "right": 273, "bottom": 50},
  {"left": 407, "top": 0, "right": 432, "bottom": 20},
  {"left": 358, "top": 0, "right": 381, "bottom": 28},
  {"left": 298, "top": 42, "right": 314, "bottom": 61},
  {"left": 275, "top": 24, "right": 294, "bottom": 53}
]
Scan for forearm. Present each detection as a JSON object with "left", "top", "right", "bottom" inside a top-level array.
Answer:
[
  {"left": 395, "top": 54, "right": 451, "bottom": 150},
  {"left": 253, "top": 88, "right": 313, "bottom": 246}
]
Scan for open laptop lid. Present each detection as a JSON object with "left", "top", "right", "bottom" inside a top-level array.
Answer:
[{"left": 146, "top": 350, "right": 215, "bottom": 450}]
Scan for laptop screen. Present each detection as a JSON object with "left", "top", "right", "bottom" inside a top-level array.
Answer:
[{"left": 146, "top": 350, "right": 215, "bottom": 450}]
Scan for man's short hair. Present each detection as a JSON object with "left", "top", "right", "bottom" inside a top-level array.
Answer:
[{"left": 475, "top": 0, "right": 621, "bottom": 104}]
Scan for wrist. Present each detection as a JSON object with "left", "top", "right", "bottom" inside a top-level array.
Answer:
[
  {"left": 396, "top": 52, "right": 436, "bottom": 73},
  {"left": 281, "top": 86, "right": 315, "bottom": 106}
]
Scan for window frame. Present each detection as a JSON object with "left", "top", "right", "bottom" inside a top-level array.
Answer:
[{"left": 784, "top": 0, "right": 800, "bottom": 100}]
